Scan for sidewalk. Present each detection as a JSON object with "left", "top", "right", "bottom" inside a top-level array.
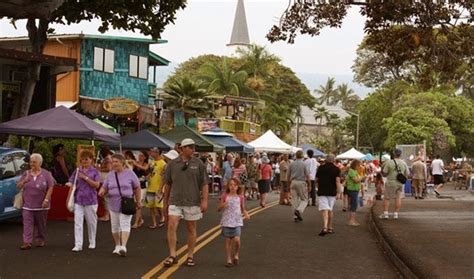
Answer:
[{"left": 371, "top": 186, "right": 474, "bottom": 278}]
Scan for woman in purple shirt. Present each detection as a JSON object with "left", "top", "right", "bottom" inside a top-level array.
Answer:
[
  {"left": 16, "top": 153, "right": 54, "bottom": 250},
  {"left": 67, "top": 150, "right": 101, "bottom": 252},
  {"left": 99, "top": 154, "right": 141, "bottom": 257}
]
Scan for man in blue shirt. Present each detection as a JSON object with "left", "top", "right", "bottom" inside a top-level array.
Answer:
[{"left": 223, "top": 153, "right": 234, "bottom": 185}]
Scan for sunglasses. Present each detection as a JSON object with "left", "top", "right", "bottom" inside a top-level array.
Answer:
[{"left": 182, "top": 161, "right": 189, "bottom": 171}]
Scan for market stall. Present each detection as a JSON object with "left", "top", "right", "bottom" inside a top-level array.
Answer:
[
  {"left": 162, "top": 125, "right": 224, "bottom": 152},
  {"left": 202, "top": 128, "right": 254, "bottom": 153},
  {"left": 106, "top": 129, "right": 174, "bottom": 150},
  {"left": 336, "top": 148, "right": 365, "bottom": 160},
  {"left": 248, "top": 130, "right": 298, "bottom": 153}
]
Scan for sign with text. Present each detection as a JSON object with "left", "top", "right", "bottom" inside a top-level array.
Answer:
[{"left": 103, "top": 98, "right": 139, "bottom": 115}]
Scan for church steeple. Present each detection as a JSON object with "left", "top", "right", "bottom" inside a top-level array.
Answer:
[{"left": 227, "top": 0, "right": 250, "bottom": 47}]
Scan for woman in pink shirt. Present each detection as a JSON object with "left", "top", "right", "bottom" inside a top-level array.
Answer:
[{"left": 258, "top": 156, "right": 273, "bottom": 207}]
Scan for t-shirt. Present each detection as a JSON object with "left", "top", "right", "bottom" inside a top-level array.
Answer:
[
  {"left": 223, "top": 161, "right": 233, "bottom": 181},
  {"left": 148, "top": 159, "right": 167, "bottom": 193},
  {"left": 431, "top": 159, "right": 444, "bottom": 175},
  {"left": 260, "top": 164, "right": 272, "bottom": 180},
  {"left": 102, "top": 169, "right": 140, "bottom": 213},
  {"left": 316, "top": 163, "right": 341, "bottom": 196},
  {"left": 246, "top": 162, "right": 257, "bottom": 179},
  {"left": 164, "top": 157, "right": 210, "bottom": 206},
  {"left": 411, "top": 161, "right": 426, "bottom": 180},
  {"left": 304, "top": 158, "right": 318, "bottom": 180},
  {"left": 288, "top": 159, "right": 308, "bottom": 181},
  {"left": 382, "top": 159, "right": 409, "bottom": 187},
  {"left": 346, "top": 169, "right": 361, "bottom": 191},
  {"left": 69, "top": 166, "right": 101, "bottom": 206},
  {"left": 280, "top": 160, "right": 289, "bottom": 182}
]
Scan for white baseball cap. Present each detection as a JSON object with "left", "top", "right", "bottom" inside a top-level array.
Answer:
[
  {"left": 163, "top": 150, "right": 179, "bottom": 160},
  {"left": 181, "top": 138, "right": 195, "bottom": 147}
]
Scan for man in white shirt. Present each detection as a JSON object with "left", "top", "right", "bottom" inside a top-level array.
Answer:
[
  {"left": 304, "top": 150, "right": 319, "bottom": 206},
  {"left": 431, "top": 155, "right": 445, "bottom": 196}
]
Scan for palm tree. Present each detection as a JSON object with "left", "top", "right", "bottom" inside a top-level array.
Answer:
[
  {"left": 336, "top": 83, "right": 360, "bottom": 111},
  {"left": 236, "top": 44, "right": 280, "bottom": 91},
  {"left": 313, "top": 106, "right": 330, "bottom": 125},
  {"left": 314, "top": 77, "right": 338, "bottom": 105},
  {"left": 198, "top": 58, "right": 255, "bottom": 97},
  {"left": 163, "top": 77, "right": 211, "bottom": 121}
]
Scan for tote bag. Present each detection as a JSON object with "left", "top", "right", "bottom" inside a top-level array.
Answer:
[
  {"left": 66, "top": 168, "right": 79, "bottom": 213},
  {"left": 13, "top": 189, "right": 23, "bottom": 209}
]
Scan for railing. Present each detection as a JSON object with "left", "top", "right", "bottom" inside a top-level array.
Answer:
[{"left": 220, "top": 118, "right": 261, "bottom": 135}]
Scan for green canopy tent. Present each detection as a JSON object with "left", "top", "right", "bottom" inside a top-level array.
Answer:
[
  {"left": 93, "top": 119, "right": 116, "bottom": 132},
  {"left": 161, "top": 125, "right": 224, "bottom": 152}
]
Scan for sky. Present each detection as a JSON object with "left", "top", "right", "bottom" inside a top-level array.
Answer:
[{"left": 0, "top": 0, "right": 367, "bottom": 76}]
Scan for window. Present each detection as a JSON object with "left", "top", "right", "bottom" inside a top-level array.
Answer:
[
  {"left": 129, "top": 54, "right": 148, "bottom": 79},
  {"left": 13, "top": 152, "right": 29, "bottom": 175},
  {"left": 0, "top": 156, "right": 16, "bottom": 180},
  {"left": 93, "top": 47, "right": 115, "bottom": 73}
]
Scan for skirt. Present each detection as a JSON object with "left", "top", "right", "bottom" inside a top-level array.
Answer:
[{"left": 221, "top": 226, "right": 241, "bottom": 238}]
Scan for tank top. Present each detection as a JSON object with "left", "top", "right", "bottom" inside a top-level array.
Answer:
[{"left": 220, "top": 194, "right": 244, "bottom": 228}]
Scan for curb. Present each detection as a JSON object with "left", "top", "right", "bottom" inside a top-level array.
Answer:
[{"left": 369, "top": 206, "right": 418, "bottom": 279}]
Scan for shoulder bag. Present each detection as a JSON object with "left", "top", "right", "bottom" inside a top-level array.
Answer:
[
  {"left": 115, "top": 172, "right": 136, "bottom": 215},
  {"left": 66, "top": 168, "right": 79, "bottom": 213},
  {"left": 393, "top": 160, "right": 407, "bottom": 184}
]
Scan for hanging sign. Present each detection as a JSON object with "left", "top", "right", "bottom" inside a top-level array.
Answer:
[{"left": 103, "top": 98, "right": 139, "bottom": 115}]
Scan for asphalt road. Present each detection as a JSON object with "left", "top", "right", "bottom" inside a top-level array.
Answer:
[{"left": 0, "top": 193, "right": 399, "bottom": 279}]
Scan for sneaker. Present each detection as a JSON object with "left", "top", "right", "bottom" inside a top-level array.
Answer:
[
  {"left": 419, "top": 196, "right": 424, "bottom": 200},
  {"left": 393, "top": 213, "right": 399, "bottom": 220},
  {"left": 72, "top": 246, "right": 82, "bottom": 252},
  {"left": 113, "top": 246, "right": 120, "bottom": 255},
  {"left": 379, "top": 213, "right": 389, "bottom": 220},
  {"left": 294, "top": 210, "right": 303, "bottom": 221},
  {"left": 88, "top": 244, "right": 96, "bottom": 249},
  {"left": 119, "top": 246, "right": 127, "bottom": 257}
]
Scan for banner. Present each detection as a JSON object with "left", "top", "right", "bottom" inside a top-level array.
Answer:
[{"left": 197, "top": 118, "right": 219, "bottom": 131}]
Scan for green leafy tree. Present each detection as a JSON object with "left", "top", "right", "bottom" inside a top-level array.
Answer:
[
  {"left": 336, "top": 83, "right": 360, "bottom": 111},
  {"left": 314, "top": 78, "right": 338, "bottom": 105},
  {"left": 1, "top": 0, "right": 186, "bottom": 120},
  {"left": 198, "top": 58, "right": 255, "bottom": 97},
  {"left": 313, "top": 106, "right": 330, "bottom": 125},
  {"left": 163, "top": 77, "right": 211, "bottom": 122}
]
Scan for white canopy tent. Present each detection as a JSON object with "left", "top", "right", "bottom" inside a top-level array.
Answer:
[
  {"left": 336, "top": 148, "right": 365, "bottom": 160},
  {"left": 248, "top": 130, "right": 300, "bottom": 153}
]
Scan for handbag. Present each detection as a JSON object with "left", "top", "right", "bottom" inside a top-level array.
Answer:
[
  {"left": 13, "top": 189, "right": 23, "bottom": 209},
  {"left": 66, "top": 168, "right": 79, "bottom": 213},
  {"left": 115, "top": 172, "right": 136, "bottom": 215},
  {"left": 393, "top": 160, "right": 407, "bottom": 184}
]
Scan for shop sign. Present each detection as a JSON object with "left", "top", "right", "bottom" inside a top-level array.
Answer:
[{"left": 103, "top": 98, "right": 139, "bottom": 115}]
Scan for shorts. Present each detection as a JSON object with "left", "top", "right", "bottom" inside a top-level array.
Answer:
[
  {"left": 221, "top": 226, "right": 241, "bottom": 238},
  {"left": 168, "top": 205, "right": 202, "bottom": 221},
  {"left": 144, "top": 192, "right": 163, "bottom": 208},
  {"left": 318, "top": 196, "right": 336, "bottom": 211},
  {"left": 258, "top": 179, "right": 271, "bottom": 194},
  {"left": 412, "top": 179, "right": 425, "bottom": 189},
  {"left": 434, "top": 175, "right": 444, "bottom": 185},
  {"left": 140, "top": 189, "right": 147, "bottom": 202},
  {"left": 246, "top": 178, "right": 256, "bottom": 189},
  {"left": 384, "top": 185, "right": 403, "bottom": 200},
  {"left": 281, "top": 181, "right": 289, "bottom": 193}
]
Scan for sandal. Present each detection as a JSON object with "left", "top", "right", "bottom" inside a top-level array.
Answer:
[
  {"left": 163, "top": 256, "right": 177, "bottom": 267},
  {"left": 233, "top": 257, "right": 239, "bottom": 265},
  {"left": 185, "top": 257, "right": 196, "bottom": 267},
  {"left": 318, "top": 228, "right": 328, "bottom": 236},
  {"left": 148, "top": 225, "right": 157, "bottom": 229},
  {"left": 225, "top": 262, "right": 234, "bottom": 268},
  {"left": 327, "top": 228, "right": 335, "bottom": 234},
  {"left": 158, "top": 221, "right": 165, "bottom": 228}
]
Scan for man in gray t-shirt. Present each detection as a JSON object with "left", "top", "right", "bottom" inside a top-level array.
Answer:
[
  {"left": 163, "top": 138, "right": 209, "bottom": 267},
  {"left": 288, "top": 150, "right": 310, "bottom": 222}
]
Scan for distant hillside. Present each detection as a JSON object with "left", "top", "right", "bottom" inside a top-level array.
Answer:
[{"left": 153, "top": 63, "right": 372, "bottom": 99}]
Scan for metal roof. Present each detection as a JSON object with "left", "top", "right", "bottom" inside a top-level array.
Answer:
[
  {"left": 149, "top": 51, "right": 170, "bottom": 66},
  {"left": 0, "top": 34, "right": 167, "bottom": 44}
]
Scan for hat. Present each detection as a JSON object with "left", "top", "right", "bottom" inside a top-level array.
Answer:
[
  {"left": 150, "top": 147, "right": 160, "bottom": 152},
  {"left": 262, "top": 156, "right": 270, "bottom": 164},
  {"left": 181, "top": 138, "right": 195, "bottom": 147},
  {"left": 394, "top": 148, "right": 402, "bottom": 156},
  {"left": 262, "top": 152, "right": 268, "bottom": 157},
  {"left": 163, "top": 150, "right": 179, "bottom": 160}
]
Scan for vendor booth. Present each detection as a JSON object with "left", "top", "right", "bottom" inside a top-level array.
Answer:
[
  {"left": 162, "top": 125, "right": 224, "bottom": 152},
  {"left": 301, "top": 143, "right": 326, "bottom": 157},
  {"left": 202, "top": 128, "right": 254, "bottom": 153},
  {"left": 248, "top": 130, "right": 299, "bottom": 153},
  {"left": 0, "top": 106, "right": 120, "bottom": 220},
  {"left": 336, "top": 148, "right": 365, "bottom": 160},
  {"left": 106, "top": 129, "right": 174, "bottom": 150}
]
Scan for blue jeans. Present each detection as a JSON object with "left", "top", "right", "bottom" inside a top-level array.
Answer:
[{"left": 348, "top": 190, "right": 359, "bottom": 213}]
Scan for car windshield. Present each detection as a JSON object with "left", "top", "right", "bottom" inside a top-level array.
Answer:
[{"left": 1, "top": 156, "right": 16, "bottom": 179}]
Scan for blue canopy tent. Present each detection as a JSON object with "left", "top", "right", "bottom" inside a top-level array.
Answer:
[
  {"left": 301, "top": 144, "right": 327, "bottom": 157},
  {"left": 361, "top": 153, "right": 375, "bottom": 161},
  {"left": 202, "top": 128, "right": 254, "bottom": 153}
]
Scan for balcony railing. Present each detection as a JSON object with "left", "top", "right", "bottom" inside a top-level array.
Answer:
[{"left": 220, "top": 118, "right": 261, "bottom": 135}]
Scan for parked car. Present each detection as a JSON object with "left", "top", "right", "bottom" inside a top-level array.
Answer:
[{"left": 0, "top": 147, "right": 29, "bottom": 221}]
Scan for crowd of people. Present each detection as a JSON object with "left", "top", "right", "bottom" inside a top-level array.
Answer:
[{"left": 14, "top": 141, "right": 470, "bottom": 267}]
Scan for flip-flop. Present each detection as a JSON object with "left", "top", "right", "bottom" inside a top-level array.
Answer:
[
  {"left": 225, "top": 262, "right": 234, "bottom": 268},
  {"left": 185, "top": 257, "right": 196, "bottom": 267},
  {"left": 327, "top": 228, "right": 335, "bottom": 234},
  {"left": 148, "top": 225, "right": 157, "bottom": 229},
  {"left": 158, "top": 221, "right": 165, "bottom": 228},
  {"left": 163, "top": 256, "right": 177, "bottom": 268},
  {"left": 233, "top": 257, "right": 239, "bottom": 265},
  {"left": 318, "top": 228, "right": 328, "bottom": 236}
]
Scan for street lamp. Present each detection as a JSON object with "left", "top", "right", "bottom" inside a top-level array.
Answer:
[{"left": 154, "top": 93, "right": 164, "bottom": 135}]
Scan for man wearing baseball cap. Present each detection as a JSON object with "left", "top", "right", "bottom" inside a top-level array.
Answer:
[
  {"left": 381, "top": 148, "right": 409, "bottom": 220},
  {"left": 163, "top": 138, "right": 209, "bottom": 267}
]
